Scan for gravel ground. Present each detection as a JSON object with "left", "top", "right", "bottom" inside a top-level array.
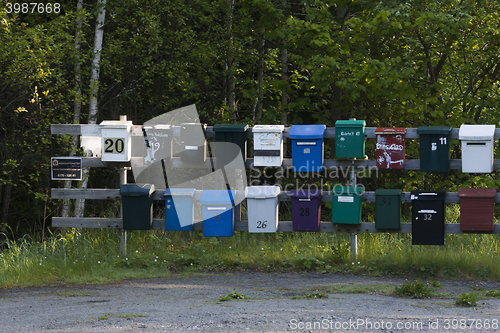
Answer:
[{"left": 1, "top": 272, "right": 500, "bottom": 332}]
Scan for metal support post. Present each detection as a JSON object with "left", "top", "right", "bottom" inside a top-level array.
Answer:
[
  {"left": 350, "top": 161, "right": 358, "bottom": 262},
  {"left": 119, "top": 166, "right": 127, "bottom": 255}
]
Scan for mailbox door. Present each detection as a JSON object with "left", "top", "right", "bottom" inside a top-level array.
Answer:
[
  {"left": 291, "top": 139, "right": 324, "bottom": 172},
  {"left": 461, "top": 141, "right": 493, "bottom": 173},
  {"left": 458, "top": 188, "right": 496, "bottom": 232},
  {"left": 418, "top": 127, "right": 451, "bottom": 172},
  {"left": 411, "top": 191, "right": 445, "bottom": 245},
  {"left": 253, "top": 131, "right": 283, "bottom": 166},
  {"left": 247, "top": 197, "right": 279, "bottom": 233},
  {"left": 165, "top": 195, "right": 194, "bottom": 231},
  {"left": 335, "top": 120, "right": 366, "bottom": 158},
  {"left": 375, "top": 189, "right": 401, "bottom": 229},
  {"left": 202, "top": 205, "right": 234, "bottom": 237},
  {"left": 291, "top": 190, "right": 322, "bottom": 231},
  {"left": 180, "top": 123, "right": 207, "bottom": 163},
  {"left": 101, "top": 128, "right": 132, "bottom": 162},
  {"left": 332, "top": 187, "right": 363, "bottom": 225},
  {"left": 375, "top": 128, "right": 406, "bottom": 169}
]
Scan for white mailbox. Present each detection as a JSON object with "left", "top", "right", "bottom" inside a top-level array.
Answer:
[
  {"left": 252, "top": 125, "right": 285, "bottom": 166},
  {"left": 459, "top": 124, "right": 496, "bottom": 173},
  {"left": 245, "top": 186, "right": 280, "bottom": 233},
  {"left": 100, "top": 116, "right": 133, "bottom": 162}
]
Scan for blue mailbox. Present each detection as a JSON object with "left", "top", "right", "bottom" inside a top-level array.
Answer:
[
  {"left": 164, "top": 188, "right": 195, "bottom": 231},
  {"left": 289, "top": 125, "right": 326, "bottom": 172},
  {"left": 200, "top": 190, "right": 236, "bottom": 237}
]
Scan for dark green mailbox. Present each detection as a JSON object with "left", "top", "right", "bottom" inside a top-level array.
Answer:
[
  {"left": 375, "top": 189, "right": 402, "bottom": 229},
  {"left": 120, "top": 183, "right": 155, "bottom": 230},
  {"left": 417, "top": 126, "right": 452, "bottom": 172},
  {"left": 335, "top": 120, "right": 366, "bottom": 158},
  {"left": 331, "top": 186, "right": 363, "bottom": 224},
  {"left": 213, "top": 124, "right": 249, "bottom": 169}
]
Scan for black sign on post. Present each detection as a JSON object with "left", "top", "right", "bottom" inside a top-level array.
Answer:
[{"left": 51, "top": 157, "right": 83, "bottom": 180}]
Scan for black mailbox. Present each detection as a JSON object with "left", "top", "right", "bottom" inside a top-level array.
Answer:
[{"left": 411, "top": 191, "right": 446, "bottom": 245}]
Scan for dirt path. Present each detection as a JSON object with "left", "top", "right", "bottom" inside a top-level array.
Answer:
[{"left": 1, "top": 272, "right": 500, "bottom": 332}]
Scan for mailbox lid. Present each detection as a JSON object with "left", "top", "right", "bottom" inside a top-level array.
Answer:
[
  {"left": 410, "top": 191, "right": 446, "bottom": 201},
  {"left": 375, "top": 189, "right": 402, "bottom": 196},
  {"left": 164, "top": 188, "right": 196, "bottom": 197},
  {"left": 458, "top": 188, "right": 496, "bottom": 198},
  {"left": 245, "top": 186, "right": 280, "bottom": 199},
  {"left": 417, "top": 126, "right": 452, "bottom": 135},
  {"left": 375, "top": 127, "right": 406, "bottom": 135},
  {"left": 100, "top": 120, "right": 133, "bottom": 129},
  {"left": 335, "top": 119, "right": 366, "bottom": 128},
  {"left": 120, "top": 183, "right": 155, "bottom": 196},
  {"left": 289, "top": 125, "right": 326, "bottom": 139},
  {"left": 290, "top": 189, "right": 322, "bottom": 199},
  {"left": 252, "top": 125, "right": 285, "bottom": 133},
  {"left": 200, "top": 190, "right": 236, "bottom": 206},
  {"left": 213, "top": 124, "right": 249, "bottom": 133},
  {"left": 459, "top": 124, "right": 496, "bottom": 141}
]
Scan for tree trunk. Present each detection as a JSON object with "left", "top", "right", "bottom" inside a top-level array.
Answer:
[
  {"left": 226, "top": 0, "right": 236, "bottom": 123},
  {"left": 62, "top": 0, "right": 84, "bottom": 218},
  {"left": 255, "top": 28, "right": 265, "bottom": 124},
  {"left": 75, "top": 0, "right": 106, "bottom": 218}
]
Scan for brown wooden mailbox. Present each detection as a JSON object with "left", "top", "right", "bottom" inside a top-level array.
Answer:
[
  {"left": 458, "top": 188, "right": 496, "bottom": 232},
  {"left": 375, "top": 128, "right": 406, "bottom": 169}
]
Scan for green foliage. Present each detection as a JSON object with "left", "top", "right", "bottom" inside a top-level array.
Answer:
[
  {"left": 219, "top": 290, "right": 249, "bottom": 301},
  {"left": 485, "top": 289, "right": 500, "bottom": 298},
  {"left": 455, "top": 292, "right": 481, "bottom": 307},
  {"left": 292, "top": 292, "right": 328, "bottom": 299},
  {"left": 394, "top": 280, "right": 433, "bottom": 299}
]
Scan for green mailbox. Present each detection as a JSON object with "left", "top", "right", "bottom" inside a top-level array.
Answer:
[
  {"left": 120, "top": 183, "right": 155, "bottom": 230},
  {"left": 417, "top": 126, "right": 452, "bottom": 172},
  {"left": 335, "top": 120, "right": 366, "bottom": 158},
  {"left": 331, "top": 186, "right": 363, "bottom": 224},
  {"left": 375, "top": 189, "right": 402, "bottom": 229},
  {"left": 213, "top": 124, "right": 249, "bottom": 169}
]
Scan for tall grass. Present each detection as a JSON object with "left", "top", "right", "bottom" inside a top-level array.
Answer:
[{"left": 1, "top": 205, "right": 500, "bottom": 288}]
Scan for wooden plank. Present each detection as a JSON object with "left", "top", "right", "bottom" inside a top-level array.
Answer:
[
  {"left": 51, "top": 218, "right": 500, "bottom": 234},
  {"left": 51, "top": 189, "right": 495, "bottom": 204}
]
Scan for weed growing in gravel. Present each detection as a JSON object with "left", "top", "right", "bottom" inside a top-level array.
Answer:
[
  {"left": 394, "top": 280, "right": 433, "bottom": 299},
  {"left": 97, "top": 313, "right": 149, "bottom": 320},
  {"left": 218, "top": 290, "right": 249, "bottom": 302},
  {"left": 292, "top": 292, "right": 328, "bottom": 299},
  {"left": 485, "top": 289, "right": 500, "bottom": 297},
  {"left": 455, "top": 292, "right": 481, "bottom": 307}
]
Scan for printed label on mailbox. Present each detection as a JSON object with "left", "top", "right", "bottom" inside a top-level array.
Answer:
[{"left": 338, "top": 196, "right": 354, "bottom": 203}]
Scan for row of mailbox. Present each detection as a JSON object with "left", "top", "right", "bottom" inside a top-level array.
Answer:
[
  {"left": 121, "top": 185, "right": 497, "bottom": 245},
  {"left": 96, "top": 119, "right": 498, "bottom": 173}
]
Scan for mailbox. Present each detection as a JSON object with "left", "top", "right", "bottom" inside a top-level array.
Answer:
[
  {"left": 180, "top": 123, "right": 207, "bottom": 163},
  {"left": 458, "top": 188, "right": 496, "bottom": 232},
  {"left": 289, "top": 125, "right": 326, "bottom": 172},
  {"left": 335, "top": 120, "right": 366, "bottom": 158},
  {"left": 331, "top": 186, "right": 363, "bottom": 225},
  {"left": 245, "top": 186, "right": 280, "bottom": 233},
  {"left": 253, "top": 125, "right": 285, "bottom": 167},
  {"left": 143, "top": 124, "right": 173, "bottom": 166},
  {"left": 411, "top": 191, "right": 446, "bottom": 245},
  {"left": 120, "top": 183, "right": 155, "bottom": 230},
  {"left": 164, "top": 188, "right": 195, "bottom": 231},
  {"left": 375, "top": 189, "right": 402, "bottom": 229},
  {"left": 417, "top": 127, "right": 452, "bottom": 172},
  {"left": 200, "top": 190, "right": 236, "bottom": 237},
  {"left": 459, "top": 124, "right": 496, "bottom": 173},
  {"left": 375, "top": 128, "right": 406, "bottom": 169},
  {"left": 100, "top": 117, "right": 133, "bottom": 162},
  {"left": 290, "top": 189, "right": 322, "bottom": 231},
  {"left": 213, "top": 124, "right": 249, "bottom": 169}
]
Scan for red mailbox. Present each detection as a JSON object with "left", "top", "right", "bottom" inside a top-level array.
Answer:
[
  {"left": 458, "top": 188, "right": 496, "bottom": 232},
  {"left": 375, "top": 128, "right": 406, "bottom": 169}
]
